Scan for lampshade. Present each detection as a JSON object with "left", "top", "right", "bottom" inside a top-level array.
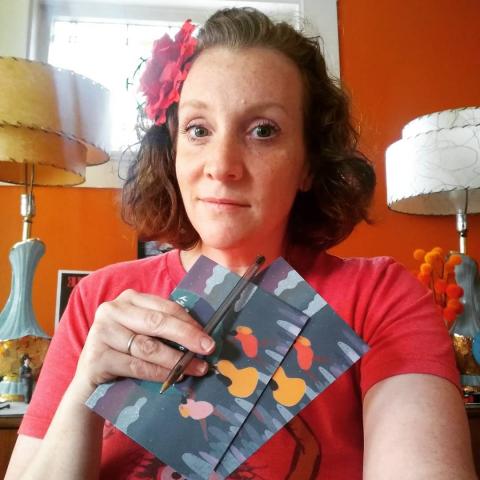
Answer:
[
  {"left": 385, "top": 107, "right": 480, "bottom": 215},
  {"left": 0, "top": 56, "right": 110, "bottom": 186}
]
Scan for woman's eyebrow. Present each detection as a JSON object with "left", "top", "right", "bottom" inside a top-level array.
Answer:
[
  {"left": 244, "top": 102, "right": 288, "bottom": 115},
  {"left": 180, "top": 99, "right": 288, "bottom": 116},
  {"left": 179, "top": 99, "right": 208, "bottom": 110}
]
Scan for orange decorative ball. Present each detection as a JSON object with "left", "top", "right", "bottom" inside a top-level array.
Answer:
[
  {"left": 413, "top": 249, "right": 426, "bottom": 261},
  {"left": 446, "top": 284, "right": 464, "bottom": 299}
]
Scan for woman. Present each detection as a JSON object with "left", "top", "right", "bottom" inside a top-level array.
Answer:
[{"left": 6, "top": 7, "right": 475, "bottom": 480}]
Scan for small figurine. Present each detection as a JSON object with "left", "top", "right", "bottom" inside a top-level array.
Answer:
[{"left": 19, "top": 354, "right": 33, "bottom": 403}]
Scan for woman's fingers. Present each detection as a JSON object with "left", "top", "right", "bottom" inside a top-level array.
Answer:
[
  {"left": 89, "top": 348, "right": 171, "bottom": 384},
  {"left": 116, "top": 289, "right": 197, "bottom": 325},
  {"left": 97, "top": 290, "right": 215, "bottom": 355},
  {"left": 91, "top": 347, "right": 207, "bottom": 385},
  {"left": 76, "top": 288, "right": 215, "bottom": 390},
  {"left": 119, "top": 333, "right": 209, "bottom": 377},
  {"left": 90, "top": 317, "right": 210, "bottom": 378}
]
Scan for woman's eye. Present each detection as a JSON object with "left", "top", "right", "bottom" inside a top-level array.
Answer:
[
  {"left": 191, "top": 125, "right": 209, "bottom": 137},
  {"left": 251, "top": 123, "right": 278, "bottom": 139},
  {"left": 192, "top": 126, "right": 209, "bottom": 137},
  {"left": 184, "top": 124, "right": 210, "bottom": 141}
]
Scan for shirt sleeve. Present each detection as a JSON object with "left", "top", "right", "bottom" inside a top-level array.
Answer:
[{"left": 358, "top": 258, "right": 461, "bottom": 397}]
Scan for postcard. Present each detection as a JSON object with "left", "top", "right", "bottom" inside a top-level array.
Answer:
[
  {"left": 86, "top": 256, "right": 368, "bottom": 480},
  {"left": 215, "top": 258, "right": 369, "bottom": 477}
]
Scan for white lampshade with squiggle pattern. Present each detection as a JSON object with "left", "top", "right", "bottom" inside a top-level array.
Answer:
[{"left": 386, "top": 107, "right": 480, "bottom": 216}]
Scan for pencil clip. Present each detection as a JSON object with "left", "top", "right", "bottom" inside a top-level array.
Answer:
[{"left": 162, "top": 338, "right": 188, "bottom": 352}]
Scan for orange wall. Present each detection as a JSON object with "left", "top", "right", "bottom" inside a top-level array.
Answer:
[
  {"left": 1, "top": 0, "right": 480, "bottom": 335},
  {"left": 0, "top": 186, "right": 137, "bottom": 336},
  {"left": 331, "top": 0, "right": 480, "bottom": 269}
]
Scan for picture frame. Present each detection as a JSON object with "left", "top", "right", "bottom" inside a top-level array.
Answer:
[
  {"left": 137, "top": 241, "right": 171, "bottom": 259},
  {"left": 55, "top": 270, "right": 91, "bottom": 328}
]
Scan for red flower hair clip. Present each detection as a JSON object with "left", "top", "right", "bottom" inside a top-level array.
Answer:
[{"left": 139, "top": 20, "right": 197, "bottom": 125}]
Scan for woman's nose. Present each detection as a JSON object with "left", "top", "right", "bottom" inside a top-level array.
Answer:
[{"left": 203, "top": 133, "right": 244, "bottom": 181}]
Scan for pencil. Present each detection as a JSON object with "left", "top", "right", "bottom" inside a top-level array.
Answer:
[{"left": 160, "top": 255, "right": 265, "bottom": 394}]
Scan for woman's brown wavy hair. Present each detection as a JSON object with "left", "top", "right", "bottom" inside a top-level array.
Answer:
[{"left": 122, "top": 7, "right": 376, "bottom": 250}]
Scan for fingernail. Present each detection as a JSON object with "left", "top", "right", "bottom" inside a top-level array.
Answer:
[
  {"left": 197, "top": 362, "right": 208, "bottom": 375},
  {"left": 201, "top": 336, "right": 214, "bottom": 352}
]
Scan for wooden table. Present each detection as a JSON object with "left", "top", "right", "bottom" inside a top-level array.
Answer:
[
  {"left": 0, "top": 414, "right": 22, "bottom": 479},
  {"left": 467, "top": 404, "right": 480, "bottom": 474}
]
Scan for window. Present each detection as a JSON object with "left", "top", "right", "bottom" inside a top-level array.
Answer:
[
  {"left": 36, "top": 0, "right": 335, "bottom": 187},
  {"left": 48, "top": 19, "right": 182, "bottom": 162}
]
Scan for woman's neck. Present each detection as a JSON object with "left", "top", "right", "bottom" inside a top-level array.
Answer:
[{"left": 180, "top": 239, "right": 288, "bottom": 275}]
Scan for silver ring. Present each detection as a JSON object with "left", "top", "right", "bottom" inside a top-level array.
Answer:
[{"left": 126, "top": 333, "right": 137, "bottom": 355}]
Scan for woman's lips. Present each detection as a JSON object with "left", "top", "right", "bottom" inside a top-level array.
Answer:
[{"left": 200, "top": 197, "right": 250, "bottom": 209}]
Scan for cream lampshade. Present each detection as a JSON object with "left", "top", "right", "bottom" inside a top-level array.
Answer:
[
  {"left": 0, "top": 57, "right": 110, "bottom": 402},
  {"left": 0, "top": 57, "right": 110, "bottom": 184}
]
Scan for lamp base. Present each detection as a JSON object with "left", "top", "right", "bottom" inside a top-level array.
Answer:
[
  {"left": 0, "top": 238, "right": 50, "bottom": 339},
  {"left": 452, "top": 334, "right": 480, "bottom": 391},
  {"left": 0, "top": 377, "right": 29, "bottom": 403},
  {"left": 450, "top": 254, "right": 480, "bottom": 392},
  {"left": 0, "top": 238, "right": 51, "bottom": 402}
]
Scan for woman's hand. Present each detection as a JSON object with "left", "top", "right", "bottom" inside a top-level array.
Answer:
[{"left": 73, "top": 289, "right": 215, "bottom": 396}]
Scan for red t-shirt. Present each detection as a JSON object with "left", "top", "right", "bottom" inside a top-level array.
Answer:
[{"left": 19, "top": 249, "right": 460, "bottom": 479}]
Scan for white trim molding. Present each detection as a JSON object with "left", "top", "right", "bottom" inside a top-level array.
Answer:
[{"left": 301, "top": 0, "right": 339, "bottom": 78}]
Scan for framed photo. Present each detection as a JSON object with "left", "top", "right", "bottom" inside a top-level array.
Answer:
[{"left": 55, "top": 270, "right": 91, "bottom": 328}]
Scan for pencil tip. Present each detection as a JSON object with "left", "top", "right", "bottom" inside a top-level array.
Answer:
[
  {"left": 256, "top": 255, "right": 266, "bottom": 266},
  {"left": 160, "top": 380, "right": 171, "bottom": 394}
]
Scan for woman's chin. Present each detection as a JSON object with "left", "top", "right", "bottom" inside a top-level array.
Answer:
[{"left": 196, "top": 231, "right": 253, "bottom": 252}]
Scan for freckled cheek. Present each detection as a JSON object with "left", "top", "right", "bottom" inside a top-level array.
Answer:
[
  {"left": 256, "top": 154, "right": 303, "bottom": 189},
  {"left": 175, "top": 157, "right": 201, "bottom": 187}
]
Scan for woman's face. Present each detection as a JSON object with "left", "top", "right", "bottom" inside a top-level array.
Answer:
[{"left": 176, "top": 46, "right": 308, "bottom": 255}]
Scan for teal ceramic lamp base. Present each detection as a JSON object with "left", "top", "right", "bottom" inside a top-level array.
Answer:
[{"left": 0, "top": 238, "right": 51, "bottom": 401}]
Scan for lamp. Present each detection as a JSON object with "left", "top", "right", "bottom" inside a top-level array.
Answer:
[
  {"left": 0, "top": 57, "right": 110, "bottom": 401},
  {"left": 385, "top": 106, "right": 480, "bottom": 391}
]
